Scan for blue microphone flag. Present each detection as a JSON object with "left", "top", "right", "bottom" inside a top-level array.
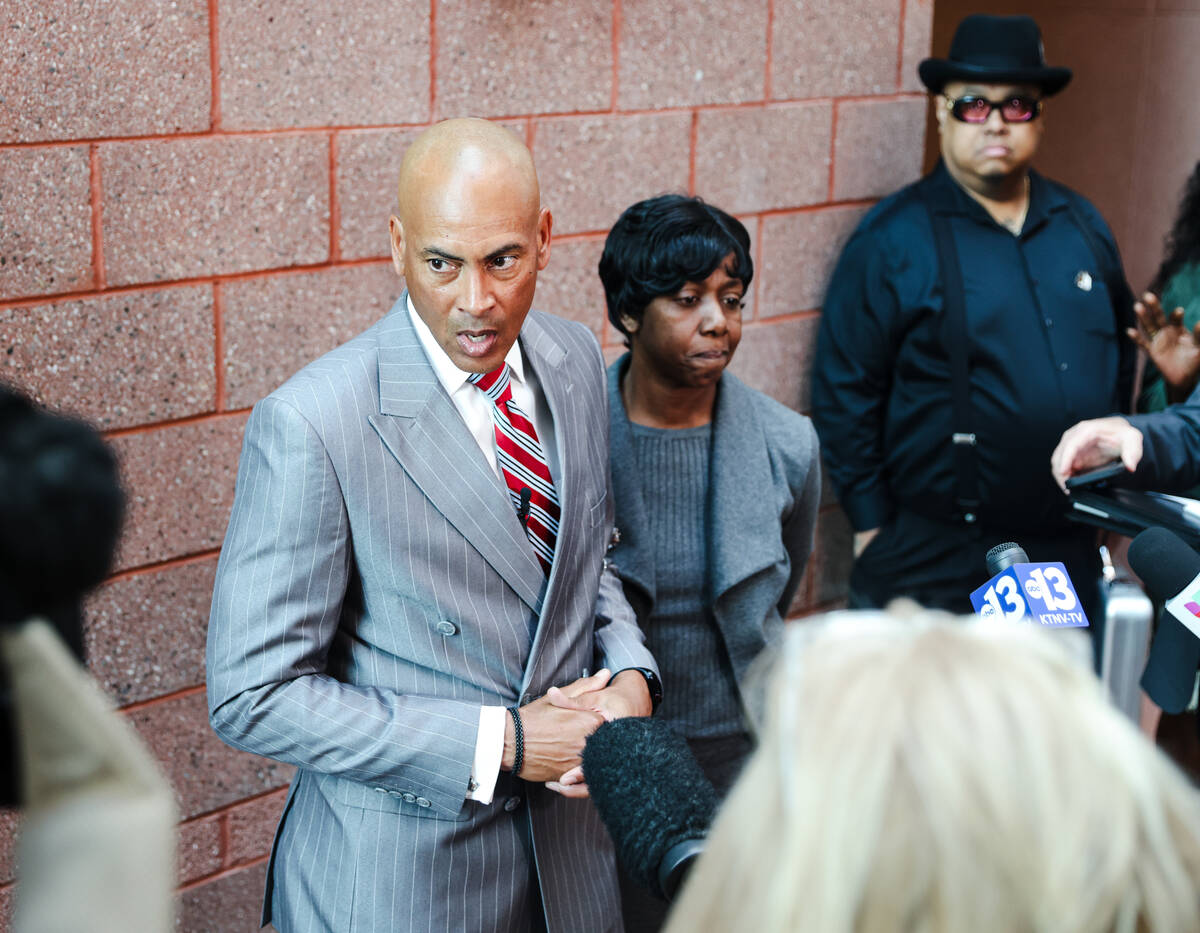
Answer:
[{"left": 970, "top": 562, "right": 1089, "bottom": 627}]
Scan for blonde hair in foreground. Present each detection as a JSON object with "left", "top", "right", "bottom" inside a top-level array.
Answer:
[{"left": 664, "top": 603, "right": 1200, "bottom": 933}]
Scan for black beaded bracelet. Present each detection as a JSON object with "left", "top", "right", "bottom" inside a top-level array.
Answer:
[{"left": 506, "top": 705, "right": 524, "bottom": 778}]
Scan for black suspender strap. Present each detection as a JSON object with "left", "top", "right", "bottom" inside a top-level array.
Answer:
[{"left": 923, "top": 200, "right": 981, "bottom": 523}]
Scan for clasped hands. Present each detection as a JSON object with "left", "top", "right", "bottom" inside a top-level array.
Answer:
[{"left": 502, "top": 668, "right": 651, "bottom": 800}]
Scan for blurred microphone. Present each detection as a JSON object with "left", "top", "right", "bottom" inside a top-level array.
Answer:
[
  {"left": 986, "top": 542, "right": 1029, "bottom": 575},
  {"left": 582, "top": 717, "right": 718, "bottom": 901},
  {"left": 1127, "top": 527, "right": 1200, "bottom": 712},
  {"left": 970, "top": 541, "right": 1088, "bottom": 627}
]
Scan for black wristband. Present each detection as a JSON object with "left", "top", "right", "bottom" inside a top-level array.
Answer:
[{"left": 506, "top": 705, "right": 524, "bottom": 778}]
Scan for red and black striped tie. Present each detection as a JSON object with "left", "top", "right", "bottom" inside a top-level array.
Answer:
[{"left": 469, "top": 363, "right": 560, "bottom": 575}]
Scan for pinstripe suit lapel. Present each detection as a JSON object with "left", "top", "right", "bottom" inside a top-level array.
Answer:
[
  {"left": 367, "top": 298, "right": 547, "bottom": 614},
  {"left": 517, "top": 316, "right": 581, "bottom": 682}
]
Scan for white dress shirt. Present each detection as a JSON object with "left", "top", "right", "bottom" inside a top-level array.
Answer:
[{"left": 406, "top": 297, "right": 557, "bottom": 803}]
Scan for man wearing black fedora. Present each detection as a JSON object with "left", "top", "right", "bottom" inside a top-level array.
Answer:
[{"left": 812, "top": 14, "right": 1135, "bottom": 637}]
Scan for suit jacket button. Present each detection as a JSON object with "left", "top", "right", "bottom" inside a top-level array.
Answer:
[
  {"left": 402, "top": 792, "right": 417, "bottom": 803},
  {"left": 389, "top": 790, "right": 403, "bottom": 797},
  {"left": 416, "top": 797, "right": 432, "bottom": 808},
  {"left": 435, "top": 620, "right": 458, "bottom": 636},
  {"left": 504, "top": 796, "right": 522, "bottom": 812},
  {"left": 374, "top": 787, "right": 388, "bottom": 794}
]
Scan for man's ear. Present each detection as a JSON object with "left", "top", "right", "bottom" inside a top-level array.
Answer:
[
  {"left": 934, "top": 96, "right": 947, "bottom": 132},
  {"left": 388, "top": 216, "right": 405, "bottom": 277},
  {"left": 620, "top": 314, "right": 639, "bottom": 335},
  {"left": 536, "top": 208, "right": 553, "bottom": 272}
]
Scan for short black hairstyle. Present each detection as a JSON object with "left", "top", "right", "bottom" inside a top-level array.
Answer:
[
  {"left": 0, "top": 384, "right": 124, "bottom": 806},
  {"left": 599, "top": 194, "right": 753, "bottom": 340}
]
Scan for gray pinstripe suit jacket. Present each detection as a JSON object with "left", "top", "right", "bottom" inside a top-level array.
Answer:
[{"left": 206, "top": 296, "right": 656, "bottom": 933}]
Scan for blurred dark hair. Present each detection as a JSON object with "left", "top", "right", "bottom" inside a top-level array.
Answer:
[
  {"left": 599, "top": 195, "right": 753, "bottom": 342},
  {"left": 1151, "top": 160, "right": 1200, "bottom": 295},
  {"left": 0, "top": 383, "right": 124, "bottom": 805}
]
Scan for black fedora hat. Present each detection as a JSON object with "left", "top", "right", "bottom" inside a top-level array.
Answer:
[{"left": 919, "top": 14, "right": 1072, "bottom": 96}]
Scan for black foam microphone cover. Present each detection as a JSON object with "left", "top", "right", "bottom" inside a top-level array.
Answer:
[
  {"left": 1127, "top": 526, "right": 1200, "bottom": 601},
  {"left": 985, "top": 541, "right": 1029, "bottom": 576},
  {"left": 582, "top": 717, "right": 718, "bottom": 899},
  {"left": 1128, "top": 526, "right": 1200, "bottom": 713}
]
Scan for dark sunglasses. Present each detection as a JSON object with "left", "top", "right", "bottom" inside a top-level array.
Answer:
[{"left": 944, "top": 94, "right": 1042, "bottom": 124}]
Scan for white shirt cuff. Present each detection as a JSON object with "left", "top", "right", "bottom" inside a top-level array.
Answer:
[{"left": 467, "top": 705, "right": 507, "bottom": 804}]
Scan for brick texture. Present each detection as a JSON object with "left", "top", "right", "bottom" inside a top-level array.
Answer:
[
  {"left": 100, "top": 136, "right": 330, "bottom": 286},
  {"left": 336, "top": 128, "right": 423, "bottom": 260},
  {"left": 0, "top": 885, "right": 12, "bottom": 931},
  {"left": 0, "top": 0, "right": 210, "bottom": 143},
  {"left": 535, "top": 114, "right": 692, "bottom": 235},
  {"left": 176, "top": 861, "right": 269, "bottom": 932},
  {"left": 694, "top": 104, "right": 832, "bottom": 215},
  {"left": 223, "top": 264, "right": 401, "bottom": 409},
  {"left": 901, "top": 0, "right": 936, "bottom": 93},
  {"left": 219, "top": 0, "right": 430, "bottom": 130},
  {"left": 129, "top": 692, "right": 292, "bottom": 820},
  {"left": 759, "top": 207, "right": 869, "bottom": 317},
  {"left": 0, "top": 286, "right": 216, "bottom": 430},
  {"left": 535, "top": 237, "right": 609, "bottom": 339},
  {"left": 110, "top": 415, "right": 247, "bottom": 572},
  {"left": 84, "top": 557, "right": 218, "bottom": 707},
  {"left": 727, "top": 316, "right": 820, "bottom": 413},
  {"left": 0, "top": 146, "right": 93, "bottom": 300},
  {"left": 436, "top": 0, "right": 612, "bottom": 118},
  {"left": 0, "top": 811, "right": 18, "bottom": 884},
  {"left": 833, "top": 98, "right": 927, "bottom": 202},
  {"left": 0, "top": 3, "right": 931, "bottom": 924},
  {"left": 771, "top": 0, "right": 901, "bottom": 98},
  {"left": 618, "top": 0, "right": 767, "bottom": 109},
  {"left": 177, "top": 816, "right": 223, "bottom": 884},
  {"left": 227, "top": 791, "right": 288, "bottom": 865}
]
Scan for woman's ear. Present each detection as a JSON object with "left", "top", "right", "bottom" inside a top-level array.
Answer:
[{"left": 620, "top": 314, "right": 639, "bottom": 335}]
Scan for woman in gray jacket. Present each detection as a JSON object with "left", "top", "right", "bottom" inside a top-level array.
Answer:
[{"left": 598, "top": 195, "right": 822, "bottom": 931}]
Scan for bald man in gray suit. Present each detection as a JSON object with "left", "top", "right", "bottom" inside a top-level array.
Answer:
[{"left": 207, "top": 119, "right": 658, "bottom": 933}]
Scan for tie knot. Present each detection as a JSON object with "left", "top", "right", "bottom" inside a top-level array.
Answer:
[{"left": 468, "top": 363, "right": 512, "bottom": 404}]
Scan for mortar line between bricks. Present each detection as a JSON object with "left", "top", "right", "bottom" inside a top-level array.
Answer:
[
  {"left": 896, "top": 0, "right": 908, "bottom": 92},
  {"left": 687, "top": 110, "right": 698, "bottom": 195},
  {"left": 328, "top": 133, "right": 341, "bottom": 263},
  {"left": 742, "top": 308, "right": 820, "bottom": 326},
  {"left": 180, "top": 785, "right": 289, "bottom": 828},
  {"left": 764, "top": 0, "right": 776, "bottom": 99},
  {"left": 213, "top": 280, "right": 227, "bottom": 411},
  {"left": 610, "top": 0, "right": 622, "bottom": 112},
  {"left": 177, "top": 854, "right": 271, "bottom": 893},
  {"left": 428, "top": 0, "right": 438, "bottom": 120},
  {"left": 118, "top": 683, "right": 205, "bottom": 714},
  {"left": 0, "top": 257, "right": 394, "bottom": 310},
  {"left": 0, "top": 94, "right": 923, "bottom": 151},
  {"left": 102, "top": 408, "right": 250, "bottom": 441},
  {"left": 828, "top": 100, "right": 839, "bottom": 200},
  {"left": 208, "top": 0, "right": 221, "bottom": 129},
  {"left": 89, "top": 144, "right": 106, "bottom": 289},
  {"left": 104, "top": 550, "right": 222, "bottom": 585}
]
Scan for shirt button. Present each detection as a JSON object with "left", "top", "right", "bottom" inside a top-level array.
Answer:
[
  {"left": 416, "top": 797, "right": 432, "bottom": 808},
  {"left": 1060, "top": 362, "right": 1069, "bottom": 372},
  {"left": 1044, "top": 318, "right": 1053, "bottom": 327},
  {"left": 504, "top": 796, "right": 522, "bottom": 812},
  {"left": 435, "top": 620, "right": 458, "bottom": 636}
]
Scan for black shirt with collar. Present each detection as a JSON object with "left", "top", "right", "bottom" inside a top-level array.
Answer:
[{"left": 812, "top": 160, "right": 1135, "bottom": 536}]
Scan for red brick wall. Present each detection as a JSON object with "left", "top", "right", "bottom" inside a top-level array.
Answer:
[{"left": 0, "top": 1, "right": 930, "bottom": 927}]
